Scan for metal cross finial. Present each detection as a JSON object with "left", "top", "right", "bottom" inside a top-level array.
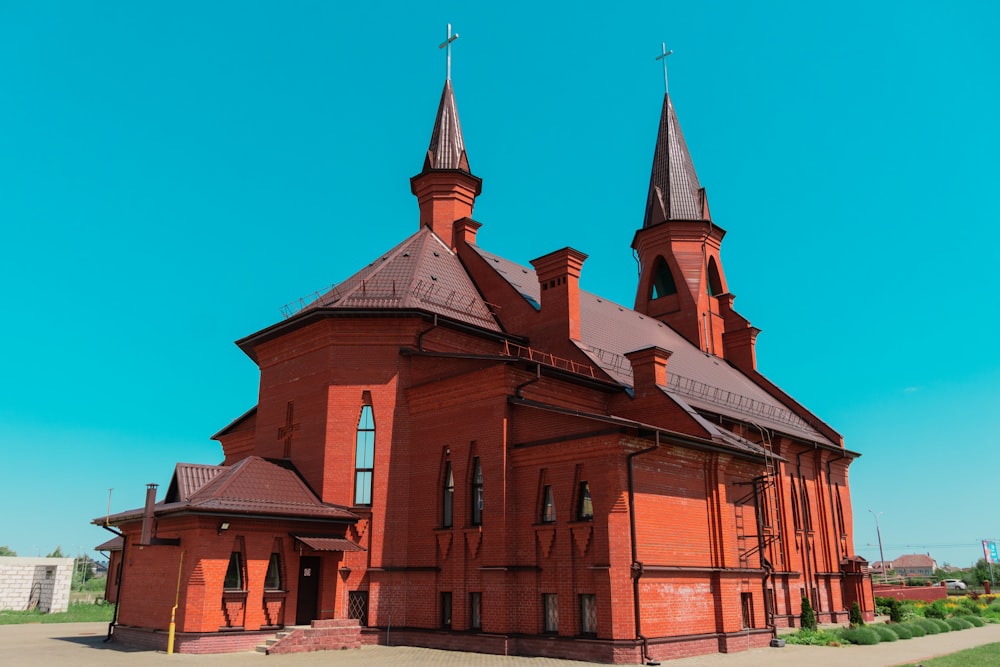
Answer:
[
  {"left": 439, "top": 23, "right": 460, "bottom": 81},
  {"left": 656, "top": 42, "right": 674, "bottom": 93}
]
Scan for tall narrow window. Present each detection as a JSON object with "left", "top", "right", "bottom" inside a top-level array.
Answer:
[
  {"left": 707, "top": 256, "right": 723, "bottom": 297},
  {"left": 577, "top": 481, "right": 593, "bottom": 520},
  {"left": 543, "top": 593, "right": 558, "bottom": 633},
  {"left": 541, "top": 485, "right": 556, "bottom": 523},
  {"left": 441, "top": 592, "right": 453, "bottom": 628},
  {"left": 223, "top": 552, "right": 244, "bottom": 591},
  {"left": 579, "top": 594, "right": 597, "bottom": 636},
  {"left": 354, "top": 405, "right": 375, "bottom": 505},
  {"left": 790, "top": 483, "right": 802, "bottom": 530},
  {"left": 741, "top": 592, "right": 754, "bottom": 628},
  {"left": 442, "top": 461, "right": 454, "bottom": 528},
  {"left": 470, "top": 592, "right": 482, "bottom": 630},
  {"left": 471, "top": 457, "right": 483, "bottom": 526},
  {"left": 264, "top": 553, "right": 282, "bottom": 590},
  {"left": 651, "top": 257, "right": 677, "bottom": 299}
]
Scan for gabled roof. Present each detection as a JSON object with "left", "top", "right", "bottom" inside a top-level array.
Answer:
[
  {"left": 643, "top": 93, "right": 708, "bottom": 226},
  {"left": 422, "top": 80, "right": 471, "bottom": 173},
  {"left": 471, "top": 245, "right": 833, "bottom": 446},
  {"left": 299, "top": 227, "right": 501, "bottom": 332},
  {"left": 99, "top": 457, "right": 358, "bottom": 525},
  {"left": 892, "top": 554, "right": 937, "bottom": 568}
]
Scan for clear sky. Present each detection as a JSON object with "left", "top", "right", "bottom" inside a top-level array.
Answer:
[{"left": 1, "top": 1, "right": 997, "bottom": 569}]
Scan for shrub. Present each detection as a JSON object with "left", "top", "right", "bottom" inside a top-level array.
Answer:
[
  {"left": 905, "top": 621, "right": 927, "bottom": 637},
  {"left": 891, "top": 623, "right": 914, "bottom": 639},
  {"left": 959, "top": 597, "right": 983, "bottom": 616},
  {"left": 966, "top": 615, "right": 986, "bottom": 627},
  {"left": 925, "top": 601, "right": 947, "bottom": 619},
  {"left": 931, "top": 618, "right": 951, "bottom": 633},
  {"left": 784, "top": 629, "right": 840, "bottom": 646},
  {"left": 946, "top": 617, "right": 973, "bottom": 630},
  {"left": 871, "top": 624, "right": 899, "bottom": 642},
  {"left": 915, "top": 618, "right": 941, "bottom": 634},
  {"left": 850, "top": 601, "right": 864, "bottom": 627},
  {"left": 838, "top": 626, "right": 881, "bottom": 645},
  {"left": 800, "top": 595, "right": 817, "bottom": 631}
]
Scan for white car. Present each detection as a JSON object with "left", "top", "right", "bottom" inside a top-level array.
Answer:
[{"left": 943, "top": 579, "right": 967, "bottom": 590}]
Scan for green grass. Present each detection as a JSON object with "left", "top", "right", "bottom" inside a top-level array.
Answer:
[
  {"left": 901, "top": 642, "right": 1000, "bottom": 667},
  {"left": 0, "top": 603, "right": 114, "bottom": 625}
]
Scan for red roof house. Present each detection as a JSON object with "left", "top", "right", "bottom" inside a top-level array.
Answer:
[{"left": 96, "top": 67, "right": 872, "bottom": 662}]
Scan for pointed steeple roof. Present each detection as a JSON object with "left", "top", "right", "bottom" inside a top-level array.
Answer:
[
  {"left": 643, "top": 93, "right": 708, "bottom": 227},
  {"left": 422, "top": 80, "right": 471, "bottom": 173}
]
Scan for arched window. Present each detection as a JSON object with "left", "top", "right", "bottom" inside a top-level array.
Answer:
[
  {"left": 354, "top": 404, "right": 375, "bottom": 505},
  {"left": 707, "top": 256, "right": 723, "bottom": 297},
  {"left": 471, "top": 457, "right": 483, "bottom": 526},
  {"left": 651, "top": 257, "right": 677, "bottom": 299},
  {"left": 577, "top": 482, "right": 593, "bottom": 520},
  {"left": 442, "top": 461, "right": 454, "bottom": 528},
  {"left": 541, "top": 485, "right": 556, "bottom": 523}
]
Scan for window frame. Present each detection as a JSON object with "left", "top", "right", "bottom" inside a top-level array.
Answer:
[
  {"left": 354, "top": 404, "right": 375, "bottom": 506},
  {"left": 471, "top": 457, "right": 483, "bottom": 526},
  {"left": 442, "top": 461, "right": 454, "bottom": 528}
]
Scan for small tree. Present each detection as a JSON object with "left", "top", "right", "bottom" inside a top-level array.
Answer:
[
  {"left": 47, "top": 546, "right": 64, "bottom": 558},
  {"left": 850, "top": 601, "right": 864, "bottom": 627},
  {"left": 800, "top": 595, "right": 817, "bottom": 631},
  {"left": 0, "top": 545, "right": 16, "bottom": 557}
]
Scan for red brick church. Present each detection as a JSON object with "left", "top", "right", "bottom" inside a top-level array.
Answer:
[{"left": 96, "top": 60, "right": 873, "bottom": 662}]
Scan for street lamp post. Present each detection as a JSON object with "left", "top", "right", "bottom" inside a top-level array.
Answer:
[{"left": 869, "top": 509, "right": 888, "bottom": 583}]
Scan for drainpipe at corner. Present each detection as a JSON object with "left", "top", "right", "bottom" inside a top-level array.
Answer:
[{"left": 628, "top": 433, "right": 660, "bottom": 666}]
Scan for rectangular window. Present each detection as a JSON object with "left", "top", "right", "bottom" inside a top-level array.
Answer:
[
  {"left": 470, "top": 592, "right": 482, "bottom": 630},
  {"left": 443, "top": 462, "right": 454, "bottom": 528},
  {"left": 541, "top": 485, "right": 556, "bottom": 523},
  {"left": 579, "top": 594, "right": 597, "bottom": 635},
  {"left": 471, "top": 457, "right": 483, "bottom": 526},
  {"left": 741, "top": 593, "right": 754, "bottom": 629},
  {"left": 223, "top": 552, "right": 244, "bottom": 591},
  {"left": 543, "top": 593, "right": 558, "bottom": 633},
  {"left": 441, "top": 592, "right": 453, "bottom": 628},
  {"left": 354, "top": 405, "right": 375, "bottom": 505},
  {"left": 348, "top": 590, "right": 369, "bottom": 626},
  {"left": 264, "top": 553, "right": 282, "bottom": 590},
  {"left": 577, "top": 481, "right": 593, "bottom": 520}
]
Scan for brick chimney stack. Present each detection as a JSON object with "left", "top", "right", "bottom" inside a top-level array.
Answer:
[
  {"left": 530, "top": 247, "right": 588, "bottom": 342},
  {"left": 140, "top": 483, "right": 158, "bottom": 545},
  {"left": 625, "top": 346, "right": 672, "bottom": 395}
]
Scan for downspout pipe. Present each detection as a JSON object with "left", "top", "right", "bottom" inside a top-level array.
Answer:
[
  {"left": 100, "top": 524, "right": 124, "bottom": 642},
  {"left": 416, "top": 314, "right": 439, "bottom": 352},
  {"left": 628, "top": 433, "right": 660, "bottom": 666},
  {"left": 514, "top": 364, "right": 541, "bottom": 398}
]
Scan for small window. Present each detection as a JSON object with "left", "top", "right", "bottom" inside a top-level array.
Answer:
[
  {"left": 741, "top": 592, "right": 754, "bottom": 629},
  {"left": 441, "top": 592, "right": 453, "bottom": 628},
  {"left": 264, "top": 553, "right": 282, "bottom": 590},
  {"left": 223, "top": 552, "right": 244, "bottom": 591},
  {"left": 707, "top": 256, "right": 723, "bottom": 297},
  {"left": 543, "top": 593, "right": 558, "bottom": 633},
  {"left": 471, "top": 457, "right": 483, "bottom": 526},
  {"left": 442, "top": 462, "right": 454, "bottom": 528},
  {"left": 579, "top": 594, "right": 597, "bottom": 635},
  {"left": 651, "top": 257, "right": 677, "bottom": 299},
  {"left": 354, "top": 404, "right": 375, "bottom": 505},
  {"left": 577, "top": 481, "right": 593, "bottom": 520},
  {"left": 470, "top": 592, "right": 482, "bottom": 630},
  {"left": 541, "top": 485, "right": 556, "bottom": 523}
]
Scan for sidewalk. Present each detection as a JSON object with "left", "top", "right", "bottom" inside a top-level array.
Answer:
[{"left": 1, "top": 622, "right": 999, "bottom": 666}]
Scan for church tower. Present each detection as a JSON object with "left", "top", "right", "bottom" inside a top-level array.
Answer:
[
  {"left": 409, "top": 43, "right": 482, "bottom": 250},
  {"left": 632, "top": 88, "right": 758, "bottom": 369}
]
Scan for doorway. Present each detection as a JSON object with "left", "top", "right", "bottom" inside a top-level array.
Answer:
[{"left": 296, "top": 556, "right": 321, "bottom": 625}]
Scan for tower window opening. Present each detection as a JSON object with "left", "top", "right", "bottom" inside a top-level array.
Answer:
[{"left": 651, "top": 257, "right": 677, "bottom": 299}]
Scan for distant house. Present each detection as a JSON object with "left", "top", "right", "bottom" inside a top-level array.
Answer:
[{"left": 888, "top": 554, "right": 937, "bottom": 578}]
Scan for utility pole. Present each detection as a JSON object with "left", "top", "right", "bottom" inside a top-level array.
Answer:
[{"left": 869, "top": 509, "right": 888, "bottom": 583}]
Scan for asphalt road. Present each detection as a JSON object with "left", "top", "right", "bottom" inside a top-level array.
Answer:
[{"left": 2, "top": 622, "right": 1000, "bottom": 666}]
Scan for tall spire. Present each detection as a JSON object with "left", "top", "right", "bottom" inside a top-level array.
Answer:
[
  {"left": 422, "top": 80, "right": 471, "bottom": 173},
  {"left": 642, "top": 93, "right": 709, "bottom": 227}
]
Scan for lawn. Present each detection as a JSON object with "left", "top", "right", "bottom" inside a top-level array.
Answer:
[
  {"left": 0, "top": 603, "right": 114, "bottom": 625},
  {"left": 901, "top": 641, "right": 1000, "bottom": 666}
]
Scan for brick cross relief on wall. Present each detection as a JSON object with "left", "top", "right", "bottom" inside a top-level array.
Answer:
[{"left": 277, "top": 402, "right": 300, "bottom": 458}]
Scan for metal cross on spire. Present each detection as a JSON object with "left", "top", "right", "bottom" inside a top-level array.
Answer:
[
  {"left": 439, "top": 23, "right": 460, "bottom": 81},
  {"left": 656, "top": 42, "right": 674, "bottom": 93}
]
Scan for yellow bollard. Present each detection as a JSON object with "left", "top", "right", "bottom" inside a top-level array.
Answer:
[{"left": 167, "top": 551, "right": 184, "bottom": 655}]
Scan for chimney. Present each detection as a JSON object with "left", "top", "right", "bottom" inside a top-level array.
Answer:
[
  {"left": 140, "top": 483, "right": 158, "bottom": 545},
  {"left": 530, "top": 248, "right": 588, "bottom": 342},
  {"left": 452, "top": 217, "right": 482, "bottom": 249},
  {"left": 719, "top": 293, "right": 760, "bottom": 371},
  {"left": 625, "top": 346, "right": 672, "bottom": 394}
]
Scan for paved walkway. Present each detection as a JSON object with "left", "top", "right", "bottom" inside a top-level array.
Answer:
[{"left": 2, "top": 622, "right": 1000, "bottom": 666}]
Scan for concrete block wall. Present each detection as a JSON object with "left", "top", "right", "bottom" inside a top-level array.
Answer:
[{"left": 0, "top": 557, "right": 74, "bottom": 613}]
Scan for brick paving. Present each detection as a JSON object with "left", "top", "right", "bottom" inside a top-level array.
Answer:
[{"left": 2, "top": 622, "right": 1000, "bottom": 667}]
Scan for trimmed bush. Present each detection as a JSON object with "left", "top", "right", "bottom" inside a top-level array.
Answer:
[
  {"left": 925, "top": 601, "right": 947, "bottom": 619},
  {"left": 931, "top": 618, "right": 951, "bottom": 633},
  {"left": 784, "top": 629, "right": 840, "bottom": 646},
  {"left": 966, "top": 615, "right": 986, "bottom": 627},
  {"left": 891, "top": 623, "right": 914, "bottom": 639},
  {"left": 838, "top": 626, "right": 881, "bottom": 645},
  {"left": 959, "top": 597, "right": 983, "bottom": 616},
  {"left": 915, "top": 618, "right": 941, "bottom": 634},
  {"left": 800, "top": 595, "right": 817, "bottom": 631},
  {"left": 850, "top": 601, "right": 865, "bottom": 627},
  {"left": 946, "top": 617, "right": 973, "bottom": 630},
  {"left": 871, "top": 624, "right": 899, "bottom": 641},
  {"left": 905, "top": 621, "right": 927, "bottom": 637}
]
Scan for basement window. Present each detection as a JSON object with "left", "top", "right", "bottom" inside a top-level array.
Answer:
[
  {"left": 580, "top": 594, "right": 597, "bottom": 636},
  {"left": 543, "top": 593, "right": 559, "bottom": 633}
]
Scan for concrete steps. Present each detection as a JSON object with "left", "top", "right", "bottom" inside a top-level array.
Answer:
[{"left": 255, "top": 619, "right": 362, "bottom": 655}]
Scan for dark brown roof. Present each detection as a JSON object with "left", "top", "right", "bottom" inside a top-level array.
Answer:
[
  {"left": 295, "top": 227, "right": 501, "bottom": 332},
  {"left": 422, "top": 79, "right": 471, "bottom": 172},
  {"left": 165, "top": 462, "right": 226, "bottom": 502},
  {"left": 98, "top": 457, "right": 358, "bottom": 526},
  {"left": 471, "top": 245, "right": 834, "bottom": 446},
  {"left": 295, "top": 536, "right": 365, "bottom": 552},
  {"left": 643, "top": 93, "right": 708, "bottom": 226},
  {"left": 94, "top": 536, "right": 123, "bottom": 552},
  {"left": 892, "top": 554, "right": 936, "bottom": 568}
]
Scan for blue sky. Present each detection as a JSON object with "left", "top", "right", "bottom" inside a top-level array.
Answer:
[{"left": 1, "top": 1, "right": 997, "bottom": 568}]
